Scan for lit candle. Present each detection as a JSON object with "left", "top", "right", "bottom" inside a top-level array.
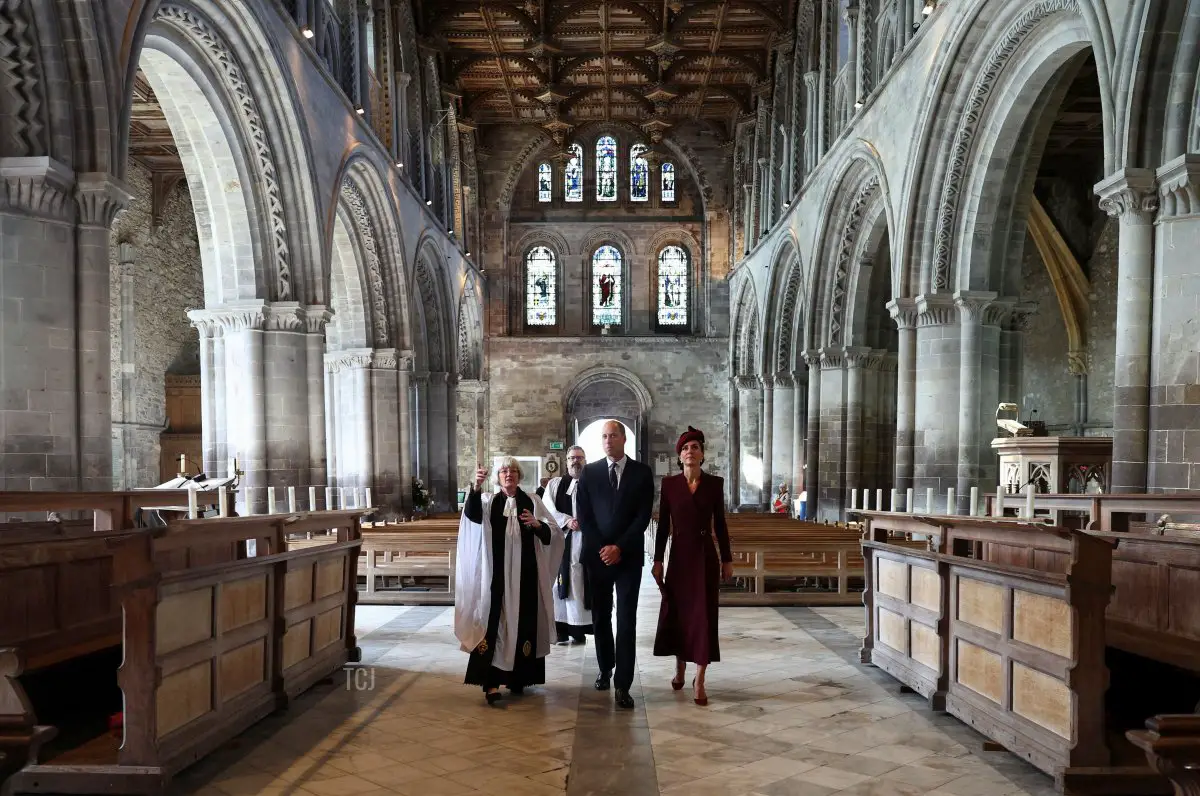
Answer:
[
  {"left": 850, "top": 489, "right": 858, "bottom": 511},
  {"left": 288, "top": 486, "right": 297, "bottom": 513},
  {"left": 875, "top": 489, "right": 883, "bottom": 513},
  {"left": 889, "top": 488, "right": 898, "bottom": 512},
  {"left": 179, "top": 454, "right": 186, "bottom": 473}
]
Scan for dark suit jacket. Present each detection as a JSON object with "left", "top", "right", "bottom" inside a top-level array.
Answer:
[{"left": 576, "top": 456, "right": 654, "bottom": 564}]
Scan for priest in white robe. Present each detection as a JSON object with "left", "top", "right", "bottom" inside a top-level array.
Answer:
[
  {"left": 542, "top": 446, "right": 593, "bottom": 644},
  {"left": 455, "top": 457, "right": 564, "bottom": 705}
]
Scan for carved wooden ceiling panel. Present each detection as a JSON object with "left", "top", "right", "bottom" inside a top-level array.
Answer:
[
  {"left": 422, "top": 0, "right": 790, "bottom": 144},
  {"left": 128, "top": 70, "right": 184, "bottom": 174}
]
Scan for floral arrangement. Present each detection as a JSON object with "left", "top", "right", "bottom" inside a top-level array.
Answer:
[{"left": 412, "top": 477, "right": 431, "bottom": 511}]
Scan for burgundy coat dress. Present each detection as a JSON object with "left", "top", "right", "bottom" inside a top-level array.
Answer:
[{"left": 652, "top": 471, "right": 733, "bottom": 665}]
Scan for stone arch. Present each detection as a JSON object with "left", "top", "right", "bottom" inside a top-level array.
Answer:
[
  {"left": 843, "top": 203, "right": 892, "bottom": 349},
  {"left": 329, "top": 153, "right": 413, "bottom": 351},
  {"left": 510, "top": 228, "right": 572, "bottom": 258},
  {"left": 905, "top": 0, "right": 1109, "bottom": 294},
  {"left": 563, "top": 365, "right": 654, "bottom": 463},
  {"left": 763, "top": 234, "right": 805, "bottom": 375},
  {"left": 1163, "top": 3, "right": 1200, "bottom": 157},
  {"left": 328, "top": 206, "right": 373, "bottom": 351},
  {"left": 809, "top": 149, "right": 889, "bottom": 349},
  {"left": 128, "top": 0, "right": 323, "bottom": 306},
  {"left": 730, "top": 277, "right": 761, "bottom": 377},
  {"left": 580, "top": 226, "right": 638, "bottom": 258},
  {"left": 456, "top": 277, "right": 483, "bottom": 381},
  {"left": 412, "top": 236, "right": 453, "bottom": 373}
]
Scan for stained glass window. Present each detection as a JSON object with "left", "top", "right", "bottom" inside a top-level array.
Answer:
[
  {"left": 661, "top": 162, "right": 676, "bottom": 202},
  {"left": 537, "top": 163, "right": 552, "bottom": 202},
  {"left": 596, "top": 136, "right": 617, "bottom": 201},
  {"left": 525, "top": 246, "right": 556, "bottom": 326},
  {"left": 630, "top": 144, "right": 648, "bottom": 201},
  {"left": 591, "top": 245, "right": 622, "bottom": 326},
  {"left": 657, "top": 245, "right": 689, "bottom": 327},
  {"left": 564, "top": 143, "right": 583, "bottom": 202}
]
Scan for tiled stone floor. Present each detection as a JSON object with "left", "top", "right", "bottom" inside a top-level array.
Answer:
[{"left": 174, "top": 573, "right": 1058, "bottom": 796}]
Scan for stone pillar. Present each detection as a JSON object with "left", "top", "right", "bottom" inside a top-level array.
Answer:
[
  {"left": 324, "top": 351, "right": 338, "bottom": 491},
  {"left": 736, "top": 375, "right": 762, "bottom": 508},
  {"left": 791, "top": 371, "right": 806, "bottom": 499},
  {"left": 324, "top": 350, "right": 371, "bottom": 491},
  {"left": 803, "top": 350, "right": 822, "bottom": 516},
  {"left": 742, "top": 184, "right": 754, "bottom": 255},
  {"left": 194, "top": 315, "right": 219, "bottom": 479},
  {"left": 1096, "top": 169, "right": 1158, "bottom": 492},
  {"left": 220, "top": 303, "right": 268, "bottom": 514},
  {"left": 954, "top": 291, "right": 997, "bottom": 506},
  {"left": 1148, "top": 156, "right": 1200, "bottom": 490},
  {"left": 727, "top": 377, "right": 741, "bottom": 504},
  {"left": 426, "top": 373, "right": 453, "bottom": 511},
  {"left": 772, "top": 374, "right": 796, "bottom": 494},
  {"left": 368, "top": 349, "right": 402, "bottom": 507},
  {"left": 396, "top": 71, "right": 412, "bottom": 169},
  {"left": 913, "top": 294, "right": 959, "bottom": 502},
  {"left": 760, "top": 375, "right": 775, "bottom": 511},
  {"left": 413, "top": 371, "right": 431, "bottom": 482},
  {"left": 844, "top": 347, "right": 871, "bottom": 501},
  {"left": 263, "top": 303, "right": 315, "bottom": 491},
  {"left": 845, "top": 2, "right": 861, "bottom": 107},
  {"left": 888, "top": 298, "right": 918, "bottom": 494},
  {"left": 114, "top": 243, "right": 137, "bottom": 488},
  {"left": 305, "top": 307, "right": 331, "bottom": 489},
  {"left": 803, "top": 72, "right": 820, "bottom": 178},
  {"left": 817, "top": 347, "right": 846, "bottom": 519},
  {"left": 398, "top": 352, "right": 414, "bottom": 511}
]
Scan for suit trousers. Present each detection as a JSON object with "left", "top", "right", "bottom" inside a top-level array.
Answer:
[{"left": 588, "top": 556, "right": 642, "bottom": 691}]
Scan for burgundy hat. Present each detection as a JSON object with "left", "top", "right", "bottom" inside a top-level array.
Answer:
[{"left": 676, "top": 426, "right": 705, "bottom": 454}]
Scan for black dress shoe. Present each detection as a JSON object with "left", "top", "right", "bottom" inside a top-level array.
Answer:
[
  {"left": 614, "top": 689, "right": 635, "bottom": 709},
  {"left": 485, "top": 690, "right": 502, "bottom": 705},
  {"left": 595, "top": 673, "right": 610, "bottom": 691}
]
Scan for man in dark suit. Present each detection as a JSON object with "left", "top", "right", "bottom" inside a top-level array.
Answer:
[{"left": 576, "top": 420, "right": 654, "bottom": 709}]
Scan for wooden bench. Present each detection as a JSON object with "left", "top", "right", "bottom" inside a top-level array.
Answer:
[
  {"left": 2, "top": 510, "right": 364, "bottom": 795},
  {"left": 985, "top": 492, "right": 1200, "bottom": 533}
]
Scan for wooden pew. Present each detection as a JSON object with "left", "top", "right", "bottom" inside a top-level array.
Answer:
[
  {"left": 0, "top": 490, "right": 222, "bottom": 531},
  {"left": 858, "top": 512, "right": 1114, "bottom": 789},
  {"left": 1127, "top": 715, "right": 1200, "bottom": 795},
  {"left": 2, "top": 510, "right": 364, "bottom": 795},
  {"left": 984, "top": 492, "right": 1200, "bottom": 533}
]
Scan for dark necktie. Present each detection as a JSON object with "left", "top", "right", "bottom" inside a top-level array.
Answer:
[{"left": 609, "top": 462, "right": 618, "bottom": 490}]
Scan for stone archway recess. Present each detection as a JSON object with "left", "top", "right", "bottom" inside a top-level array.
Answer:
[{"left": 563, "top": 366, "right": 654, "bottom": 465}]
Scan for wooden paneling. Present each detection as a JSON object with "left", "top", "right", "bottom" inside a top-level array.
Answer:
[
  {"left": 156, "top": 661, "right": 211, "bottom": 738},
  {"left": 911, "top": 622, "right": 941, "bottom": 672},
  {"left": 956, "top": 640, "right": 1003, "bottom": 704},
  {"left": 156, "top": 588, "right": 213, "bottom": 655},
  {"left": 1013, "top": 590, "right": 1072, "bottom": 658},
  {"left": 220, "top": 641, "right": 266, "bottom": 702},
  {"left": 878, "top": 558, "right": 907, "bottom": 600},
  {"left": 911, "top": 567, "right": 941, "bottom": 613},
  {"left": 282, "top": 620, "right": 312, "bottom": 670},
  {"left": 285, "top": 565, "right": 314, "bottom": 610},
  {"left": 1013, "top": 662, "right": 1073, "bottom": 740},
  {"left": 878, "top": 607, "right": 906, "bottom": 655},
  {"left": 218, "top": 576, "right": 267, "bottom": 634},
  {"left": 957, "top": 578, "right": 1005, "bottom": 636}
]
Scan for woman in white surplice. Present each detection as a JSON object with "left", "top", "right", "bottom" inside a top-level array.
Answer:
[{"left": 455, "top": 457, "right": 564, "bottom": 705}]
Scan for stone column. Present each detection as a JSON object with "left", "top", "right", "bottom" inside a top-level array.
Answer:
[
  {"left": 413, "top": 371, "right": 431, "bottom": 482},
  {"left": 398, "top": 351, "right": 414, "bottom": 511},
  {"left": 772, "top": 373, "right": 796, "bottom": 494},
  {"left": 1148, "top": 155, "right": 1200, "bottom": 490},
  {"left": 887, "top": 298, "right": 918, "bottom": 494},
  {"left": 114, "top": 243, "right": 137, "bottom": 488},
  {"left": 844, "top": 347, "right": 871, "bottom": 502},
  {"left": 324, "top": 349, "right": 371, "bottom": 491},
  {"left": 736, "top": 375, "right": 762, "bottom": 508},
  {"left": 74, "top": 174, "right": 130, "bottom": 489},
  {"left": 427, "top": 372, "right": 452, "bottom": 511},
  {"left": 396, "top": 71, "right": 412, "bottom": 169},
  {"left": 727, "top": 377, "right": 741, "bottom": 504},
  {"left": 305, "top": 306, "right": 331, "bottom": 489},
  {"left": 953, "top": 291, "right": 997, "bottom": 507},
  {"left": 1096, "top": 169, "right": 1158, "bottom": 492},
  {"left": 263, "top": 303, "right": 315, "bottom": 491},
  {"left": 193, "top": 315, "right": 219, "bottom": 480},
  {"left": 219, "top": 303, "right": 268, "bottom": 514},
  {"left": 845, "top": 2, "right": 861, "bottom": 108},
  {"left": 803, "top": 72, "right": 820, "bottom": 178},
  {"left": 913, "top": 294, "right": 958, "bottom": 502},
  {"left": 742, "top": 184, "right": 754, "bottom": 255},
  {"left": 818, "top": 347, "right": 846, "bottom": 519},
  {"left": 791, "top": 371, "right": 806, "bottom": 499},
  {"left": 803, "top": 350, "right": 822, "bottom": 517},
  {"left": 368, "top": 349, "right": 402, "bottom": 507},
  {"left": 760, "top": 375, "right": 775, "bottom": 511}
]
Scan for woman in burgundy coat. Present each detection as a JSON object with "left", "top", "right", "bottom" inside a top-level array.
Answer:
[{"left": 651, "top": 427, "right": 733, "bottom": 706}]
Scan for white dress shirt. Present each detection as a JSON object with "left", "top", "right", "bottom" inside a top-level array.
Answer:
[{"left": 606, "top": 454, "right": 628, "bottom": 488}]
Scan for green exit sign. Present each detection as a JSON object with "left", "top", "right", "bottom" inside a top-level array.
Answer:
[{"left": 549, "top": 441, "right": 564, "bottom": 450}]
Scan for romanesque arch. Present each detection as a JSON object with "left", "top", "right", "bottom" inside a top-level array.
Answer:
[{"left": 563, "top": 366, "right": 654, "bottom": 464}]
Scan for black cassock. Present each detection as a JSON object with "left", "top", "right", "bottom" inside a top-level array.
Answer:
[{"left": 462, "top": 488, "right": 551, "bottom": 691}]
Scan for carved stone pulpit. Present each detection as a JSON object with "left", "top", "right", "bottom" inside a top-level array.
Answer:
[{"left": 991, "top": 436, "right": 1113, "bottom": 495}]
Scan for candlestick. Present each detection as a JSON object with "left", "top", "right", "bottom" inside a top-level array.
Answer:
[
  {"left": 890, "top": 489, "right": 899, "bottom": 512},
  {"left": 947, "top": 487, "right": 956, "bottom": 515},
  {"left": 288, "top": 486, "right": 297, "bottom": 513},
  {"left": 187, "top": 488, "right": 198, "bottom": 519},
  {"left": 179, "top": 454, "right": 186, "bottom": 474},
  {"left": 970, "top": 486, "right": 979, "bottom": 516},
  {"left": 850, "top": 489, "right": 858, "bottom": 511},
  {"left": 218, "top": 486, "right": 228, "bottom": 518},
  {"left": 309, "top": 486, "right": 317, "bottom": 511}
]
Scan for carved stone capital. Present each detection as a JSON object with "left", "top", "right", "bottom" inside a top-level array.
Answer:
[
  {"left": 982, "top": 297, "right": 1015, "bottom": 328},
  {"left": 396, "top": 71, "right": 413, "bottom": 88},
  {"left": 1095, "top": 168, "right": 1158, "bottom": 223},
  {"left": 760, "top": 374, "right": 775, "bottom": 390},
  {"left": 187, "top": 308, "right": 221, "bottom": 338},
  {"left": 264, "top": 302, "right": 304, "bottom": 332},
  {"left": 0, "top": 156, "right": 74, "bottom": 220},
  {"left": 1008, "top": 301, "right": 1039, "bottom": 332},
  {"left": 801, "top": 348, "right": 822, "bottom": 367},
  {"left": 886, "top": 297, "right": 919, "bottom": 330},
  {"left": 819, "top": 346, "right": 844, "bottom": 370},
  {"left": 773, "top": 373, "right": 795, "bottom": 389},
  {"left": 843, "top": 346, "right": 873, "bottom": 369},
  {"left": 915, "top": 293, "right": 956, "bottom": 327},
  {"left": 371, "top": 348, "right": 398, "bottom": 370},
  {"left": 325, "top": 348, "right": 373, "bottom": 373},
  {"left": 735, "top": 375, "right": 759, "bottom": 391},
  {"left": 1067, "top": 350, "right": 1088, "bottom": 376},
  {"left": 1156, "top": 154, "right": 1200, "bottom": 220},
  {"left": 188, "top": 302, "right": 266, "bottom": 333},
  {"left": 398, "top": 349, "right": 416, "bottom": 372},
  {"left": 75, "top": 172, "right": 132, "bottom": 228},
  {"left": 303, "top": 305, "right": 333, "bottom": 333},
  {"left": 953, "top": 290, "right": 998, "bottom": 323}
]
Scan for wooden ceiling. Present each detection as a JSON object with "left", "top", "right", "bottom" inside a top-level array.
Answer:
[
  {"left": 128, "top": 70, "right": 183, "bottom": 174},
  {"left": 423, "top": 0, "right": 791, "bottom": 143}
]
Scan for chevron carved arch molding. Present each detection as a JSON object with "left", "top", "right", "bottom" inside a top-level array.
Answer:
[
  {"left": 0, "top": 0, "right": 49, "bottom": 157},
  {"left": 828, "top": 176, "right": 882, "bottom": 346},
  {"left": 930, "top": 0, "right": 1080, "bottom": 291},
  {"left": 776, "top": 259, "right": 805, "bottom": 374},
  {"left": 339, "top": 178, "right": 390, "bottom": 347},
  {"left": 154, "top": 3, "right": 294, "bottom": 301}
]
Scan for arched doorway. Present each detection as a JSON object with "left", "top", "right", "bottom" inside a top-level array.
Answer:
[
  {"left": 564, "top": 367, "right": 652, "bottom": 465},
  {"left": 576, "top": 420, "right": 638, "bottom": 464}
]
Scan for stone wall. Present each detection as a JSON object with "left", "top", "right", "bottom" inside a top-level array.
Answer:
[
  {"left": 485, "top": 337, "right": 729, "bottom": 509},
  {"left": 109, "top": 162, "right": 203, "bottom": 488}
]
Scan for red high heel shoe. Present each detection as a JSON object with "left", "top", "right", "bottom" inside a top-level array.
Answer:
[
  {"left": 671, "top": 677, "right": 684, "bottom": 691},
  {"left": 692, "top": 677, "right": 708, "bottom": 706}
]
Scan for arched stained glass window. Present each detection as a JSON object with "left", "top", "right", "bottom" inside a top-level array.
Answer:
[
  {"left": 630, "top": 144, "right": 648, "bottom": 201},
  {"left": 537, "top": 163, "right": 552, "bottom": 202},
  {"left": 591, "top": 245, "right": 622, "bottom": 326},
  {"left": 596, "top": 136, "right": 617, "bottom": 201},
  {"left": 661, "top": 162, "right": 676, "bottom": 202},
  {"left": 657, "top": 245, "right": 689, "bottom": 327},
  {"left": 525, "top": 246, "right": 556, "bottom": 326},
  {"left": 564, "top": 143, "right": 583, "bottom": 202}
]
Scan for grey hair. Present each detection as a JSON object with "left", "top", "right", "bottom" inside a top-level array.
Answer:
[
  {"left": 494, "top": 456, "right": 523, "bottom": 484},
  {"left": 566, "top": 445, "right": 586, "bottom": 457}
]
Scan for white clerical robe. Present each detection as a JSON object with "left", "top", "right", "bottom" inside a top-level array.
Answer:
[
  {"left": 454, "top": 490, "right": 564, "bottom": 671},
  {"left": 542, "top": 476, "right": 592, "bottom": 627}
]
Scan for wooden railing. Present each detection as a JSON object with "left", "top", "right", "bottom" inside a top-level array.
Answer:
[
  {"left": 2, "top": 510, "right": 364, "bottom": 794},
  {"left": 0, "top": 490, "right": 223, "bottom": 531},
  {"left": 985, "top": 492, "right": 1200, "bottom": 532}
]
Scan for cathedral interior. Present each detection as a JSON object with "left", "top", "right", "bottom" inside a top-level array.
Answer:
[{"left": 2, "top": 0, "right": 1200, "bottom": 794}]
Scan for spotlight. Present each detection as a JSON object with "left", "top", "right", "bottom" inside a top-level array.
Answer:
[
  {"left": 854, "top": 100, "right": 863, "bottom": 109},
  {"left": 465, "top": 251, "right": 471, "bottom": 257},
  {"left": 396, "top": 162, "right": 404, "bottom": 168},
  {"left": 301, "top": 26, "right": 314, "bottom": 39},
  {"left": 922, "top": 0, "right": 935, "bottom": 15},
  {"left": 355, "top": 107, "right": 365, "bottom": 115},
  {"left": 426, "top": 199, "right": 432, "bottom": 206}
]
